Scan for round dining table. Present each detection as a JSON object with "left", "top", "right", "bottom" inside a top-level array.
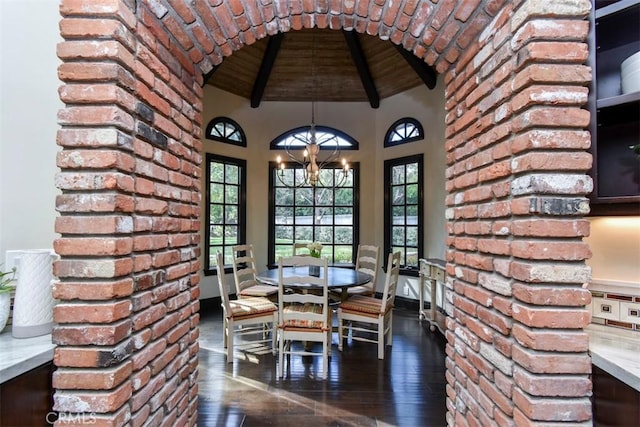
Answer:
[{"left": 255, "top": 266, "right": 372, "bottom": 301}]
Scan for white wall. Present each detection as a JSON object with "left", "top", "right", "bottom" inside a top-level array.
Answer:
[
  {"left": 586, "top": 216, "right": 640, "bottom": 287},
  {"left": 200, "top": 79, "right": 447, "bottom": 300},
  {"left": 0, "top": 0, "right": 61, "bottom": 267}
]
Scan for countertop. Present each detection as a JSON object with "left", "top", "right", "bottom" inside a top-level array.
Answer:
[
  {"left": 0, "top": 330, "right": 55, "bottom": 383},
  {"left": 586, "top": 323, "right": 640, "bottom": 392}
]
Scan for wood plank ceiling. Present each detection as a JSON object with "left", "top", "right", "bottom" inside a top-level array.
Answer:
[{"left": 205, "top": 28, "right": 437, "bottom": 108}]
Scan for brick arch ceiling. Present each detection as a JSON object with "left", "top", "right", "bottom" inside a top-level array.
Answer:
[{"left": 150, "top": 0, "right": 498, "bottom": 79}]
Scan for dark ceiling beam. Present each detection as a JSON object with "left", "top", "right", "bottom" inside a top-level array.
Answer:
[
  {"left": 202, "top": 65, "right": 218, "bottom": 87},
  {"left": 393, "top": 45, "right": 438, "bottom": 89},
  {"left": 342, "top": 30, "right": 380, "bottom": 109},
  {"left": 251, "top": 33, "right": 284, "bottom": 108}
]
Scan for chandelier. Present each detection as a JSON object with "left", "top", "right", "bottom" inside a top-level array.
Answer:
[
  {"left": 275, "top": 103, "right": 350, "bottom": 188},
  {"left": 274, "top": 30, "right": 350, "bottom": 188}
]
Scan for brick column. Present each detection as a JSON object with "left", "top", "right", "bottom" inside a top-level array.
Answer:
[
  {"left": 443, "top": 1, "right": 594, "bottom": 425},
  {"left": 53, "top": 1, "right": 202, "bottom": 425}
]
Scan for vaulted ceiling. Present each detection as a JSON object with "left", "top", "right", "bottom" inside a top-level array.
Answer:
[{"left": 204, "top": 28, "right": 438, "bottom": 108}]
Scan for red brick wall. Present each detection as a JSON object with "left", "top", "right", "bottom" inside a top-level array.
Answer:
[
  {"left": 52, "top": 0, "right": 594, "bottom": 425},
  {"left": 443, "top": 1, "right": 594, "bottom": 425},
  {"left": 54, "top": 1, "right": 202, "bottom": 425}
]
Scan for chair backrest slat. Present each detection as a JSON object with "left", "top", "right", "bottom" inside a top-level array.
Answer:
[
  {"left": 292, "top": 242, "right": 311, "bottom": 256},
  {"left": 277, "top": 255, "right": 329, "bottom": 326},
  {"left": 232, "top": 244, "right": 258, "bottom": 295},
  {"left": 355, "top": 244, "right": 380, "bottom": 293}
]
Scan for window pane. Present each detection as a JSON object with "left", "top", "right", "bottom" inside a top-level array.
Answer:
[
  {"left": 392, "top": 226, "right": 405, "bottom": 245},
  {"left": 336, "top": 207, "right": 352, "bottom": 225},
  {"left": 406, "top": 249, "right": 419, "bottom": 268},
  {"left": 334, "top": 226, "right": 352, "bottom": 244},
  {"left": 406, "top": 163, "right": 418, "bottom": 183},
  {"left": 275, "top": 187, "right": 292, "bottom": 205},
  {"left": 295, "top": 226, "right": 313, "bottom": 241},
  {"left": 406, "top": 226, "right": 418, "bottom": 246},
  {"left": 335, "top": 188, "right": 353, "bottom": 205},
  {"left": 319, "top": 169, "right": 334, "bottom": 187},
  {"left": 317, "top": 226, "right": 333, "bottom": 243},
  {"left": 275, "top": 207, "right": 293, "bottom": 224},
  {"left": 392, "top": 165, "right": 405, "bottom": 184},
  {"left": 406, "top": 205, "right": 418, "bottom": 221},
  {"left": 275, "top": 245, "right": 292, "bottom": 258},
  {"left": 210, "top": 205, "right": 223, "bottom": 224},
  {"left": 211, "top": 225, "right": 223, "bottom": 240},
  {"left": 225, "top": 206, "right": 238, "bottom": 224},
  {"left": 334, "top": 246, "right": 353, "bottom": 264},
  {"left": 275, "top": 225, "right": 293, "bottom": 242},
  {"left": 276, "top": 169, "right": 296, "bottom": 187},
  {"left": 392, "top": 206, "right": 405, "bottom": 224},
  {"left": 226, "top": 185, "right": 238, "bottom": 204},
  {"left": 316, "top": 207, "right": 333, "bottom": 224},
  {"left": 226, "top": 164, "right": 239, "bottom": 184},
  {"left": 210, "top": 162, "right": 224, "bottom": 182},
  {"left": 211, "top": 183, "right": 224, "bottom": 203},
  {"left": 226, "top": 226, "right": 238, "bottom": 244},
  {"left": 223, "top": 246, "right": 233, "bottom": 264},
  {"left": 406, "top": 183, "right": 418, "bottom": 204},
  {"left": 210, "top": 247, "right": 222, "bottom": 266},
  {"left": 295, "top": 207, "right": 313, "bottom": 224},
  {"left": 229, "top": 130, "right": 241, "bottom": 142},
  {"left": 296, "top": 188, "right": 313, "bottom": 206},
  {"left": 316, "top": 188, "right": 334, "bottom": 205},
  {"left": 392, "top": 186, "right": 404, "bottom": 205}
]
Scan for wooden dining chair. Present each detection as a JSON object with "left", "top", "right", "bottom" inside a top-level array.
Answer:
[
  {"left": 346, "top": 244, "right": 380, "bottom": 297},
  {"left": 277, "top": 255, "right": 331, "bottom": 379},
  {"left": 292, "top": 242, "right": 311, "bottom": 256},
  {"left": 215, "top": 252, "right": 278, "bottom": 363},
  {"left": 337, "top": 251, "right": 401, "bottom": 359},
  {"left": 231, "top": 244, "right": 277, "bottom": 300}
]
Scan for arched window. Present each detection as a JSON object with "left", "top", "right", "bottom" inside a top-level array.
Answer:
[
  {"left": 205, "top": 116, "right": 247, "bottom": 147},
  {"left": 270, "top": 125, "right": 358, "bottom": 150},
  {"left": 384, "top": 117, "right": 424, "bottom": 147},
  {"left": 268, "top": 125, "right": 359, "bottom": 265}
]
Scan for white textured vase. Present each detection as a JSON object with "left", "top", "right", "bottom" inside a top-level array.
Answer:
[
  {"left": 0, "top": 292, "right": 10, "bottom": 332},
  {"left": 12, "top": 250, "right": 56, "bottom": 338}
]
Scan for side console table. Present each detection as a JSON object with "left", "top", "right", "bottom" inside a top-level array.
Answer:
[{"left": 418, "top": 258, "right": 446, "bottom": 334}]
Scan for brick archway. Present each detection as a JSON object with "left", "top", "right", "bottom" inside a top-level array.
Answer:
[{"left": 54, "top": 0, "right": 593, "bottom": 425}]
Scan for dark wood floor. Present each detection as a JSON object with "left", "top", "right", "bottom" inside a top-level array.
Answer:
[{"left": 197, "top": 303, "right": 447, "bottom": 426}]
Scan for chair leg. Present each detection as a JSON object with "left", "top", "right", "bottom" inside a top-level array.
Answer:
[
  {"left": 322, "top": 334, "right": 328, "bottom": 380},
  {"left": 271, "top": 314, "right": 277, "bottom": 355},
  {"left": 222, "top": 318, "right": 229, "bottom": 349},
  {"left": 278, "top": 329, "right": 284, "bottom": 378},
  {"left": 337, "top": 314, "right": 344, "bottom": 351},
  {"left": 387, "top": 314, "right": 393, "bottom": 346},
  {"left": 378, "top": 318, "right": 384, "bottom": 360},
  {"left": 227, "top": 320, "right": 234, "bottom": 363}
]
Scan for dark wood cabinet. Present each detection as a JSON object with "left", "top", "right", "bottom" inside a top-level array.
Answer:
[
  {"left": 588, "top": 0, "right": 640, "bottom": 216},
  {"left": 0, "top": 362, "right": 55, "bottom": 426},
  {"left": 592, "top": 365, "right": 640, "bottom": 426}
]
